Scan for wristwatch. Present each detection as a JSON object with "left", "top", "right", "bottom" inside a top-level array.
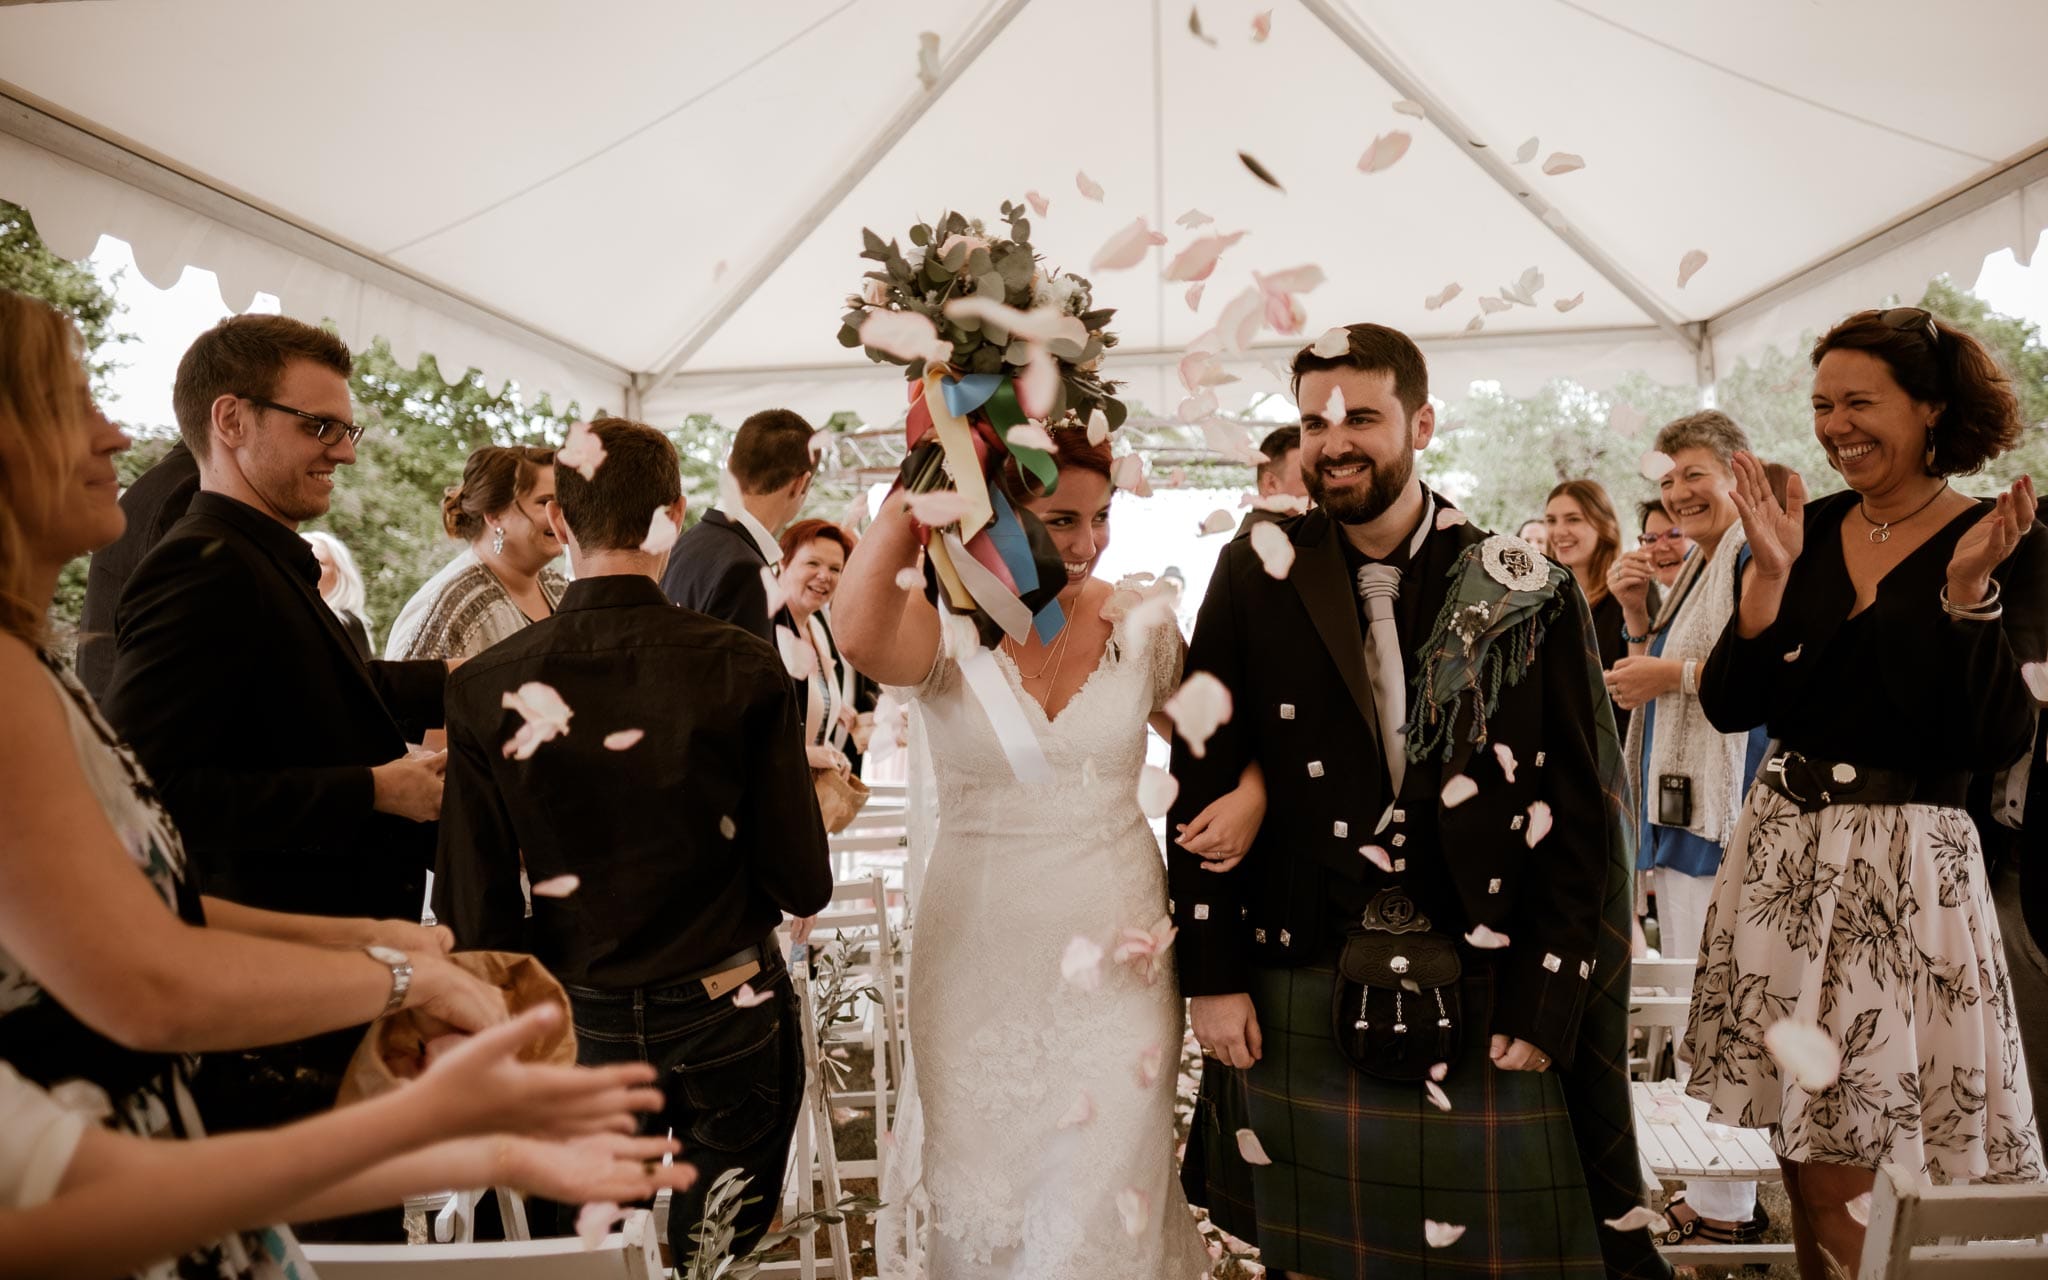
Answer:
[{"left": 363, "top": 944, "right": 413, "bottom": 1018}]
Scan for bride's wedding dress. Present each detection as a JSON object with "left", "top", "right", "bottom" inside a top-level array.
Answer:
[{"left": 881, "top": 609, "right": 1211, "bottom": 1280}]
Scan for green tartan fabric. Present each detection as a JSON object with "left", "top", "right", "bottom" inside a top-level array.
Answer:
[{"left": 1183, "top": 592, "right": 1671, "bottom": 1280}]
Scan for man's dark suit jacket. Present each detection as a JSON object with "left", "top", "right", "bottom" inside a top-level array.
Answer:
[
  {"left": 76, "top": 442, "right": 200, "bottom": 702},
  {"left": 434, "top": 574, "right": 832, "bottom": 990},
  {"left": 101, "top": 491, "right": 448, "bottom": 924},
  {"left": 1168, "top": 501, "right": 1611, "bottom": 1064},
  {"left": 659, "top": 508, "right": 793, "bottom": 645}
]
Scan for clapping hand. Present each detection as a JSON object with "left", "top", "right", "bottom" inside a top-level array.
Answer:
[
  {"left": 412, "top": 1004, "right": 665, "bottom": 1141},
  {"left": 1946, "top": 475, "right": 2036, "bottom": 603},
  {"left": 1728, "top": 451, "right": 1805, "bottom": 581}
]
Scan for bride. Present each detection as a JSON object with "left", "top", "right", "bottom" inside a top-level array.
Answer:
[{"left": 836, "top": 425, "right": 1261, "bottom": 1279}]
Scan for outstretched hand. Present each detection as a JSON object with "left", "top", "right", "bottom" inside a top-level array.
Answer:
[
  {"left": 497, "top": 1132, "right": 699, "bottom": 1204},
  {"left": 1728, "top": 451, "right": 1805, "bottom": 581},
  {"left": 1946, "top": 475, "right": 2036, "bottom": 601},
  {"left": 413, "top": 1005, "right": 665, "bottom": 1141}
]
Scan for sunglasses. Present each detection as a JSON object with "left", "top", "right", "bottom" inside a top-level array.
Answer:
[
  {"left": 241, "top": 395, "right": 363, "bottom": 446},
  {"left": 1856, "top": 305, "right": 1941, "bottom": 349}
]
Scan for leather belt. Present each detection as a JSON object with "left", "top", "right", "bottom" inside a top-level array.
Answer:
[
  {"left": 1758, "top": 749, "right": 1968, "bottom": 814},
  {"left": 674, "top": 938, "right": 776, "bottom": 999}
]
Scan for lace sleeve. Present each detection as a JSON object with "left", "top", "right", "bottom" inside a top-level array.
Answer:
[{"left": 1143, "top": 614, "right": 1186, "bottom": 715}]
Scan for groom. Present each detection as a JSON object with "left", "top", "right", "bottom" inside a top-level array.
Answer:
[{"left": 1169, "top": 324, "right": 1667, "bottom": 1279}]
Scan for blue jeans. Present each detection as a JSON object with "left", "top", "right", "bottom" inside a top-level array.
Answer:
[{"left": 561, "top": 954, "right": 803, "bottom": 1264}]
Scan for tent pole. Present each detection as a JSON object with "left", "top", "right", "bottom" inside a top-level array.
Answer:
[
  {"left": 1293, "top": 0, "right": 1698, "bottom": 355},
  {"left": 640, "top": 0, "right": 1036, "bottom": 392}
]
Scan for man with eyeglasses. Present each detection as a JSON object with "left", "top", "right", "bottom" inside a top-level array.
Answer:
[{"left": 101, "top": 315, "right": 460, "bottom": 1242}]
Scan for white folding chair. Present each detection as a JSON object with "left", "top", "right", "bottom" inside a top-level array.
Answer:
[
  {"left": 805, "top": 873, "right": 908, "bottom": 1157},
  {"left": 303, "top": 1207, "right": 662, "bottom": 1279},
  {"left": 1630, "top": 1078, "right": 1792, "bottom": 1268},
  {"left": 759, "top": 951, "right": 855, "bottom": 1280},
  {"left": 1626, "top": 957, "right": 1695, "bottom": 1081},
  {"left": 1857, "top": 1163, "right": 2048, "bottom": 1278}
]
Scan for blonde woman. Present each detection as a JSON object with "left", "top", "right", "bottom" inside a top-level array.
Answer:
[{"left": 303, "top": 529, "right": 374, "bottom": 659}]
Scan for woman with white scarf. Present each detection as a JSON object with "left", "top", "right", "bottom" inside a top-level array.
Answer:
[
  {"left": 778, "top": 518, "right": 866, "bottom": 775},
  {"left": 1605, "top": 410, "right": 1772, "bottom": 1247}
]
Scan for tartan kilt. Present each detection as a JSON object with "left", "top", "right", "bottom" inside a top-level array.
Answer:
[{"left": 1184, "top": 960, "right": 1607, "bottom": 1279}]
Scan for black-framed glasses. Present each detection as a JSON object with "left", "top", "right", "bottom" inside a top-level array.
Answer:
[{"left": 241, "top": 395, "right": 363, "bottom": 446}]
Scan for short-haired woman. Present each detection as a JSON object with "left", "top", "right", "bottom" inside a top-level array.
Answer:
[
  {"left": 1688, "top": 308, "right": 2046, "bottom": 1277},
  {"left": 778, "top": 517, "right": 865, "bottom": 776},
  {"left": 302, "top": 529, "right": 374, "bottom": 660},
  {"left": 384, "top": 445, "right": 566, "bottom": 660}
]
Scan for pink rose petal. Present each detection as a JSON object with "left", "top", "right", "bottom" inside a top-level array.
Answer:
[
  {"left": 1392, "top": 98, "right": 1425, "bottom": 117},
  {"left": 603, "top": 728, "right": 645, "bottom": 751},
  {"left": 640, "top": 506, "right": 680, "bottom": 555},
  {"left": 1116, "top": 1187, "right": 1151, "bottom": 1236},
  {"left": 731, "top": 983, "right": 774, "bottom": 1008},
  {"left": 1007, "top": 423, "right": 1058, "bottom": 454},
  {"left": 1251, "top": 10, "right": 1271, "bottom": 41},
  {"left": 1026, "top": 189, "right": 1050, "bottom": 217},
  {"left": 501, "top": 681, "right": 573, "bottom": 760},
  {"left": 1163, "top": 230, "right": 1248, "bottom": 283},
  {"left": 1764, "top": 1018, "right": 1842, "bottom": 1090},
  {"left": 1135, "top": 1041, "right": 1164, "bottom": 1087},
  {"left": 1061, "top": 935, "right": 1106, "bottom": 990},
  {"left": 1425, "top": 1079, "right": 1453, "bottom": 1112},
  {"left": 1429, "top": 1061, "right": 1448, "bottom": 1082},
  {"left": 1441, "top": 774, "right": 1478, "bottom": 807},
  {"left": 1424, "top": 282, "right": 1462, "bottom": 310},
  {"left": 558, "top": 420, "right": 607, "bottom": 481},
  {"left": 1176, "top": 207, "right": 1214, "bottom": 228},
  {"left": 1609, "top": 402, "right": 1646, "bottom": 437},
  {"left": 1424, "top": 1219, "right": 1466, "bottom": 1248},
  {"left": 905, "top": 490, "right": 974, "bottom": 527},
  {"left": 1309, "top": 326, "right": 1350, "bottom": 358},
  {"left": 1166, "top": 673, "right": 1234, "bottom": 757},
  {"left": 1845, "top": 1192, "right": 1872, "bottom": 1227},
  {"left": 1542, "top": 151, "right": 1585, "bottom": 176},
  {"left": 719, "top": 815, "right": 737, "bottom": 839},
  {"left": 1076, "top": 170, "right": 1105, "bottom": 201},
  {"left": 1087, "top": 408, "right": 1111, "bottom": 446},
  {"left": 1514, "top": 136, "right": 1540, "bottom": 165},
  {"left": 2023, "top": 661, "right": 2048, "bottom": 703},
  {"left": 914, "top": 31, "right": 940, "bottom": 89},
  {"left": 1605, "top": 1206, "right": 1668, "bottom": 1233},
  {"left": 1058, "top": 1088, "right": 1095, "bottom": 1129},
  {"left": 1092, "top": 216, "right": 1168, "bottom": 272},
  {"left": 1199, "top": 509, "right": 1235, "bottom": 536},
  {"left": 1236, "top": 1127, "right": 1274, "bottom": 1164},
  {"left": 860, "top": 309, "right": 953, "bottom": 364},
  {"left": 1137, "top": 765, "right": 1179, "bottom": 818},
  {"left": 1360, "top": 844, "right": 1394, "bottom": 873},
  {"left": 1639, "top": 450, "right": 1675, "bottom": 482},
  {"left": 776, "top": 625, "right": 819, "bottom": 680},
  {"left": 532, "top": 874, "right": 581, "bottom": 899},
  {"left": 942, "top": 296, "right": 1090, "bottom": 348},
  {"left": 575, "top": 1201, "right": 626, "bottom": 1249},
  {"left": 1358, "top": 131, "right": 1412, "bottom": 173},
  {"left": 1249, "top": 521, "right": 1295, "bottom": 579},
  {"left": 894, "top": 567, "right": 923, "bottom": 591},
  {"left": 1184, "top": 282, "right": 1206, "bottom": 311},
  {"left": 1464, "top": 924, "right": 1511, "bottom": 949},
  {"left": 1525, "top": 800, "right": 1553, "bottom": 848},
  {"left": 1464, "top": 314, "right": 1485, "bottom": 333},
  {"left": 1018, "top": 344, "right": 1060, "bottom": 419},
  {"left": 1676, "top": 249, "right": 1709, "bottom": 289},
  {"left": 1252, "top": 493, "right": 1310, "bottom": 516},
  {"left": 1554, "top": 292, "right": 1585, "bottom": 313},
  {"left": 1493, "top": 745, "right": 1519, "bottom": 785}
]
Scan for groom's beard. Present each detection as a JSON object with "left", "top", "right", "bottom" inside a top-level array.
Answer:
[{"left": 1306, "top": 445, "right": 1414, "bottom": 526}]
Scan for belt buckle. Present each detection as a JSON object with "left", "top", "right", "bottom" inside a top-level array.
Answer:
[{"left": 1772, "top": 751, "right": 1813, "bottom": 805}]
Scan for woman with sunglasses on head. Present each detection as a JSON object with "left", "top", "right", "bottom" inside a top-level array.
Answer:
[
  {"left": 384, "top": 445, "right": 566, "bottom": 661},
  {"left": 1686, "top": 307, "right": 2046, "bottom": 1278}
]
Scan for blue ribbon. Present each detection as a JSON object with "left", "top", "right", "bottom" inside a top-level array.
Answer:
[
  {"left": 985, "top": 490, "right": 1066, "bottom": 643},
  {"left": 941, "top": 373, "right": 1004, "bottom": 419}
]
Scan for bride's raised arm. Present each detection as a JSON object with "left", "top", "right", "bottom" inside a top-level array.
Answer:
[{"left": 835, "top": 493, "right": 943, "bottom": 687}]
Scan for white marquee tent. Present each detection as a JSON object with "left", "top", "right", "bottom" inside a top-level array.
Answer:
[{"left": 6, "top": 0, "right": 2048, "bottom": 438}]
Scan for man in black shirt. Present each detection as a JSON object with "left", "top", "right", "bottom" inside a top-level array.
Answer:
[{"left": 435, "top": 416, "right": 832, "bottom": 1260}]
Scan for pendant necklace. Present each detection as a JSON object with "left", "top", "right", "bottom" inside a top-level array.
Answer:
[
  {"left": 1858, "top": 481, "right": 1949, "bottom": 544},
  {"left": 1005, "top": 623, "right": 1071, "bottom": 681}
]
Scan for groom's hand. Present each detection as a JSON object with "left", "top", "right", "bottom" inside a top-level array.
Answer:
[
  {"left": 1191, "top": 994, "right": 1263, "bottom": 1069},
  {"left": 1489, "top": 1034, "right": 1553, "bottom": 1072}
]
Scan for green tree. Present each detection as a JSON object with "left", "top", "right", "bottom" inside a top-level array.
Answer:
[{"left": 0, "top": 199, "right": 132, "bottom": 392}]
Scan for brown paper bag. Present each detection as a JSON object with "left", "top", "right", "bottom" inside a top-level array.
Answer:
[
  {"left": 812, "top": 766, "right": 870, "bottom": 834},
  {"left": 335, "top": 950, "right": 575, "bottom": 1107}
]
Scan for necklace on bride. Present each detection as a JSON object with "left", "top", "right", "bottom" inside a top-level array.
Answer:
[
  {"left": 1857, "top": 481, "right": 1949, "bottom": 543},
  {"left": 1004, "top": 622, "right": 1072, "bottom": 683}
]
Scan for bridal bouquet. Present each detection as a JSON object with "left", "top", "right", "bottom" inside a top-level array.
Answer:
[{"left": 838, "top": 203, "right": 1127, "bottom": 648}]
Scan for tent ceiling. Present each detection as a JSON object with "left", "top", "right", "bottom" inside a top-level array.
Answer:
[{"left": 4, "top": 0, "right": 2048, "bottom": 429}]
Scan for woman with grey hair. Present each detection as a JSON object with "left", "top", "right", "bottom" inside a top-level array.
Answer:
[
  {"left": 302, "top": 529, "right": 374, "bottom": 661},
  {"left": 1605, "top": 409, "right": 1772, "bottom": 1245}
]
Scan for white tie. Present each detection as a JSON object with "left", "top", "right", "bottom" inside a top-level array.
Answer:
[{"left": 1355, "top": 564, "right": 1407, "bottom": 796}]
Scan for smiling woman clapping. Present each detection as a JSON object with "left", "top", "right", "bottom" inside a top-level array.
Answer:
[{"left": 1683, "top": 307, "right": 2046, "bottom": 1280}]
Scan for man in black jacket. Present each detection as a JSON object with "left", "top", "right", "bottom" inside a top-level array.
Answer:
[
  {"left": 1170, "top": 325, "right": 1660, "bottom": 1279},
  {"left": 660, "top": 407, "right": 817, "bottom": 643},
  {"left": 75, "top": 440, "right": 199, "bottom": 701},
  {"left": 100, "top": 317, "right": 453, "bottom": 1188},
  {"left": 435, "top": 417, "right": 832, "bottom": 1260}
]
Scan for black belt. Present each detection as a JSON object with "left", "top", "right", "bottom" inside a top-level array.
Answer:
[
  {"left": 673, "top": 938, "right": 777, "bottom": 986},
  {"left": 1758, "top": 749, "right": 1968, "bottom": 814}
]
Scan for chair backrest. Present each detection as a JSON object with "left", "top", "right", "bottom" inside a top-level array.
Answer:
[
  {"left": 1857, "top": 1164, "right": 2048, "bottom": 1279},
  {"left": 302, "top": 1208, "right": 662, "bottom": 1279}
]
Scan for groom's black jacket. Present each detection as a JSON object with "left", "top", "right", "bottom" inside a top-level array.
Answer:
[{"left": 1168, "top": 499, "right": 1611, "bottom": 1064}]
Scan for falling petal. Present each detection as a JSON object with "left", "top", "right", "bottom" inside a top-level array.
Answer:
[
  {"left": 1360, "top": 844, "right": 1394, "bottom": 873},
  {"left": 1358, "top": 131, "right": 1412, "bottom": 174},
  {"left": 1251, "top": 493, "right": 1310, "bottom": 516},
  {"left": 1322, "top": 386, "right": 1345, "bottom": 423},
  {"left": 2023, "top": 661, "right": 2048, "bottom": 702},
  {"left": 1199, "top": 509, "right": 1235, "bottom": 536},
  {"left": 1464, "top": 315, "right": 1485, "bottom": 333},
  {"left": 1609, "top": 401, "right": 1646, "bottom": 437},
  {"left": 1076, "top": 170, "right": 1104, "bottom": 201},
  {"left": 1061, "top": 935, "right": 1106, "bottom": 990},
  {"left": 1249, "top": 521, "right": 1295, "bottom": 579},
  {"left": 1135, "top": 1042, "right": 1164, "bottom": 1087},
  {"left": 1525, "top": 800, "right": 1554, "bottom": 847},
  {"left": 558, "top": 420, "right": 607, "bottom": 481},
  {"left": 860, "top": 309, "right": 953, "bottom": 364},
  {"left": 1087, "top": 408, "right": 1111, "bottom": 445},
  {"left": 1424, "top": 1080, "right": 1453, "bottom": 1112},
  {"left": 1137, "top": 765, "right": 1180, "bottom": 818},
  {"left": 1058, "top": 1089, "right": 1096, "bottom": 1129},
  {"left": 1424, "top": 1220, "right": 1466, "bottom": 1248},
  {"left": 1392, "top": 98, "right": 1425, "bottom": 117},
  {"left": 1260, "top": 264, "right": 1326, "bottom": 294},
  {"left": 1604, "top": 1206, "right": 1669, "bottom": 1233},
  {"left": 943, "top": 296, "right": 1090, "bottom": 347},
  {"left": 1238, "top": 151, "right": 1285, "bottom": 191},
  {"left": 1515, "top": 136, "right": 1539, "bottom": 164},
  {"left": 894, "top": 567, "right": 923, "bottom": 591},
  {"left": 1424, "top": 282, "right": 1463, "bottom": 311},
  {"left": 1187, "top": 5, "right": 1217, "bottom": 46},
  {"left": 1441, "top": 774, "right": 1479, "bottom": 807},
  {"left": 1554, "top": 292, "right": 1585, "bottom": 313},
  {"left": 1176, "top": 207, "right": 1215, "bottom": 228},
  {"left": 1166, "top": 672, "right": 1234, "bottom": 757},
  {"left": 1116, "top": 1187, "right": 1151, "bottom": 1236},
  {"left": 1178, "top": 349, "right": 1239, "bottom": 393},
  {"left": 1376, "top": 802, "right": 1396, "bottom": 835},
  {"left": 1310, "top": 326, "right": 1350, "bottom": 358},
  {"left": 1164, "top": 230, "right": 1249, "bottom": 282},
  {"left": 1783, "top": 644, "right": 1804, "bottom": 663},
  {"left": 501, "top": 681, "right": 573, "bottom": 760},
  {"left": 1111, "top": 452, "right": 1153, "bottom": 496},
  {"left": 1236, "top": 1128, "right": 1274, "bottom": 1165},
  {"left": 1676, "top": 248, "right": 1709, "bottom": 288},
  {"left": 640, "top": 506, "right": 680, "bottom": 555},
  {"left": 1764, "top": 1018, "right": 1842, "bottom": 1090},
  {"left": 759, "top": 565, "right": 796, "bottom": 617},
  {"left": 1429, "top": 1061, "right": 1448, "bottom": 1082},
  {"left": 777, "top": 625, "right": 819, "bottom": 680},
  {"left": 1007, "top": 423, "right": 1058, "bottom": 453},
  {"left": 1026, "top": 189, "right": 1050, "bottom": 217},
  {"left": 1184, "top": 282, "right": 1206, "bottom": 311},
  {"left": 1179, "top": 392, "right": 1220, "bottom": 423},
  {"left": 731, "top": 983, "right": 774, "bottom": 1008},
  {"left": 915, "top": 31, "right": 941, "bottom": 90},
  {"left": 719, "top": 815, "right": 737, "bottom": 839},
  {"left": 1479, "top": 295, "right": 1511, "bottom": 315},
  {"left": 1092, "top": 216, "right": 1168, "bottom": 272},
  {"left": 532, "top": 874, "right": 581, "bottom": 899},
  {"left": 1019, "top": 343, "right": 1061, "bottom": 418},
  {"left": 905, "top": 489, "right": 974, "bottom": 527},
  {"left": 1198, "top": 417, "right": 1264, "bottom": 465},
  {"left": 1542, "top": 151, "right": 1585, "bottom": 176},
  {"left": 576, "top": 1201, "right": 626, "bottom": 1248},
  {"left": 1639, "top": 450, "right": 1676, "bottom": 482},
  {"left": 1493, "top": 742, "right": 1518, "bottom": 782},
  {"left": 1845, "top": 1192, "right": 1872, "bottom": 1227},
  {"left": 1251, "top": 10, "right": 1272, "bottom": 41},
  {"left": 603, "top": 729, "right": 644, "bottom": 751},
  {"left": 1464, "top": 924, "right": 1512, "bottom": 949}
]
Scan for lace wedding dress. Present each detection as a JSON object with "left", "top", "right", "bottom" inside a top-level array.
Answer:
[{"left": 880, "top": 609, "right": 1212, "bottom": 1280}]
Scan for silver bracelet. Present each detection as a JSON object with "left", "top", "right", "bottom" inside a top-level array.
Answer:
[{"left": 1941, "top": 582, "right": 2003, "bottom": 621}]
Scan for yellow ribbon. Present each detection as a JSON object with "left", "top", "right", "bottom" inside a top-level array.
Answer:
[
  {"left": 921, "top": 365, "right": 994, "bottom": 538},
  {"left": 926, "top": 535, "right": 976, "bottom": 611}
]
